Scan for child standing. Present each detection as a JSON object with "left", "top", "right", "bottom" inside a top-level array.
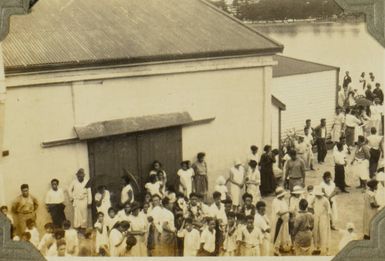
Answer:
[
  {"left": 199, "top": 217, "right": 217, "bottom": 256},
  {"left": 222, "top": 212, "right": 238, "bottom": 256},
  {"left": 254, "top": 201, "right": 271, "bottom": 256},
  {"left": 214, "top": 176, "right": 228, "bottom": 201},
  {"left": 237, "top": 215, "right": 262, "bottom": 256},
  {"left": 25, "top": 218, "right": 40, "bottom": 248},
  {"left": 177, "top": 218, "right": 200, "bottom": 256},
  {"left": 95, "top": 212, "right": 109, "bottom": 255},
  {"left": 177, "top": 161, "right": 194, "bottom": 197}
]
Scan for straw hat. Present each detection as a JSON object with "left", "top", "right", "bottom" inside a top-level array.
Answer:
[
  {"left": 314, "top": 186, "right": 324, "bottom": 196},
  {"left": 275, "top": 187, "right": 287, "bottom": 198},
  {"left": 291, "top": 185, "right": 305, "bottom": 194}
]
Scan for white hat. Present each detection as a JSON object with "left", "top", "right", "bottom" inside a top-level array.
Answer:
[
  {"left": 275, "top": 187, "right": 287, "bottom": 198},
  {"left": 346, "top": 222, "right": 355, "bottom": 230},
  {"left": 216, "top": 176, "right": 226, "bottom": 185},
  {"left": 314, "top": 186, "right": 324, "bottom": 196},
  {"left": 292, "top": 185, "right": 305, "bottom": 194},
  {"left": 234, "top": 159, "right": 242, "bottom": 166}
]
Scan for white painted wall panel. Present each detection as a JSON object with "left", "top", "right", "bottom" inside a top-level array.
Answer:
[{"left": 272, "top": 70, "right": 337, "bottom": 138}]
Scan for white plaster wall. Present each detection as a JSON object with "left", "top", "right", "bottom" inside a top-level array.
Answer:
[{"left": 1, "top": 61, "right": 271, "bottom": 230}]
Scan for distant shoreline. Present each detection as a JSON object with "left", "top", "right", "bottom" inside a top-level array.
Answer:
[{"left": 244, "top": 17, "right": 365, "bottom": 26}]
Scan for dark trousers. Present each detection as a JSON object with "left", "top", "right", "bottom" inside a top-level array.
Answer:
[
  {"left": 47, "top": 203, "right": 66, "bottom": 228},
  {"left": 334, "top": 165, "right": 346, "bottom": 190},
  {"left": 316, "top": 138, "right": 327, "bottom": 163},
  {"left": 369, "top": 148, "right": 381, "bottom": 178}
]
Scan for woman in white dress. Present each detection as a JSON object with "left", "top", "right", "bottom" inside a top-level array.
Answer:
[
  {"left": 271, "top": 187, "right": 291, "bottom": 256},
  {"left": 245, "top": 160, "right": 261, "bottom": 205},
  {"left": 228, "top": 159, "right": 245, "bottom": 208},
  {"left": 177, "top": 161, "right": 194, "bottom": 197},
  {"left": 331, "top": 108, "right": 345, "bottom": 143},
  {"left": 320, "top": 172, "right": 338, "bottom": 230},
  {"left": 127, "top": 202, "right": 148, "bottom": 256}
]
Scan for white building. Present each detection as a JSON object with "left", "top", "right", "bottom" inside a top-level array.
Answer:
[
  {"left": 0, "top": 0, "right": 283, "bottom": 227},
  {"left": 272, "top": 55, "right": 340, "bottom": 138}
]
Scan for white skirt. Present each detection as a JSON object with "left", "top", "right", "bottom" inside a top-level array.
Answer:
[{"left": 353, "top": 159, "right": 369, "bottom": 180}]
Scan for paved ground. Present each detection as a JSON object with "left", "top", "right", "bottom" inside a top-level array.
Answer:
[{"left": 263, "top": 149, "right": 365, "bottom": 256}]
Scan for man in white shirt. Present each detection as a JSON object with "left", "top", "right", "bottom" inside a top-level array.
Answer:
[
  {"left": 344, "top": 108, "right": 362, "bottom": 148},
  {"left": 68, "top": 169, "right": 92, "bottom": 229},
  {"left": 334, "top": 143, "right": 349, "bottom": 193},
  {"left": 247, "top": 145, "right": 259, "bottom": 163},
  {"left": 208, "top": 191, "right": 227, "bottom": 225},
  {"left": 45, "top": 179, "right": 66, "bottom": 228}
]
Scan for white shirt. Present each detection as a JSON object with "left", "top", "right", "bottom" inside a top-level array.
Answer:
[
  {"left": 345, "top": 114, "right": 361, "bottom": 128},
  {"left": 333, "top": 144, "right": 349, "bottom": 157},
  {"left": 148, "top": 206, "right": 175, "bottom": 233},
  {"left": 117, "top": 210, "right": 131, "bottom": 222},
  {"left": 64, "top": 228, "right": 79, "bottom": 254},
  {"left": 45, "top": 188, "right": 65, "bottom": 204},
  {"left": 127, "top": 212, "right": 148, "bottom": 232},
  {"left": 237, "top": 226, "right": 262, "bottom": 247},
  {"left": 247, "top": 152, "right": 259, "bottom": 163},
  {"left": 109, "top": 228, "right": 125, "bottom": 257},
  {"left": 177, "top": 168, "right": 194, "bottom": 187},
  {"left": 95, "top": 221, "right": 109, "bottom": 249},
  {"left": 95, "top": 190, "right": 111, "bottom": 214},
  {"left": 200, "top": 228, "right": 216, "bottom": 253},
  {"left": 208, "top": 203, "right": 228, "bottom": 224},
  {"left": 367, "top": 135, "right": 383, "bottom": 150},
  {"left": 121, "top": 184, "right": 134, "bottom": 205},
  {"left": 254, "top": 213, "right": 270, "bottom": 240},
  {"left": 105, "top": 215, "right": 120, "bottom": 231},
  {"left": 321, "top": 128, "right": 326, "bottom": 138},
  {"left": 145, "top": 182, "right": 162, "bottom": 196},
  {"left": 68, "top": 179, "right": 91, "bottom": 204},
  {"left": 334, "top": 150, "right": 346, "bottom": 165},
  {"left": 26, "top": 227, "right": 40, "bottom": 247},
  {"left": 177, "top": 228, "right": 200, "bottom": 256},
  {"left": 370, "top": 104, "right": 383, "bottom": 120}
]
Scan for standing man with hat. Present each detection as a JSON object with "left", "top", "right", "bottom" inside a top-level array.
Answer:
[
  {"left": 314, "top": 119, "right": 328, "bottom": 164},
  {"left": 68, "top": 168, "right": 92, "bottom": 230},
  {"left": 11, "top": 184, "right": 39, "bottom": 236},
  {"left": 284, "top": 150, "right": 306, "bottom": 192}
]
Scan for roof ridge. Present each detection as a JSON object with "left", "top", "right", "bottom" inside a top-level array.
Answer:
[
  {"left": 275, "top": 54, "right": 339, "bottom": 70},
  {"left": 199, "top": 0, "right": 284, "bottom": 52}
]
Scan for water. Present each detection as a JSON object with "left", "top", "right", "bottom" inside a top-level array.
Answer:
[{"left": 253, "top": 22, "right": 385, "bottom": 86}]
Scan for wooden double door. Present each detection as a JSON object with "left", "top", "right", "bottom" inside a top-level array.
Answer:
[{"left": 88, "top": 127, "right": 182, "bottom": 211}]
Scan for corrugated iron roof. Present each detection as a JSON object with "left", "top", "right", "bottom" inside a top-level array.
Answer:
[
  {"left": 273, "top": 55, "right": 339, "bottom": 78},
  {"left": 2, "top": 0, "right": 283, "bottom": 73}
]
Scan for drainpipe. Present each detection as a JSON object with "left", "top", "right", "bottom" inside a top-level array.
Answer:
[{"left": 0, "top": 43, "right": 5, "bottom": 204}]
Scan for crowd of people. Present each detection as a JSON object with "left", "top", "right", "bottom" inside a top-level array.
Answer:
[{"left": 0, "top": 72, "right": 383, "bottom": 257}]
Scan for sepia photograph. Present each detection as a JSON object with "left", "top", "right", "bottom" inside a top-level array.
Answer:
[{"left": 0, "top": 0, "right": 384, "bottom": 259}]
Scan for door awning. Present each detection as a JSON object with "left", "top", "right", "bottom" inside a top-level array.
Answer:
[{"left": 74, "top": 112, "right": 194, "bottom": 140}]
